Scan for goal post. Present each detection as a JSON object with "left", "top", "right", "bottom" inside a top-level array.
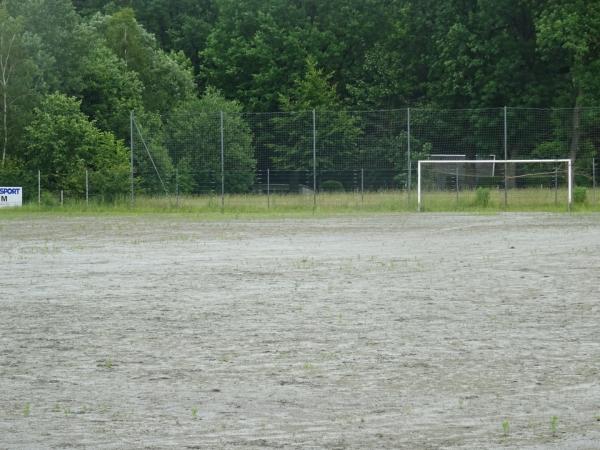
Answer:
[{"left": 417, "top": 159, "right": 572, "bottom": 211}]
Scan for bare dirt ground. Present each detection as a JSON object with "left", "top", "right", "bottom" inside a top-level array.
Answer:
[{"left": 1, "top": 213, "right": 599, "bottom": 449}]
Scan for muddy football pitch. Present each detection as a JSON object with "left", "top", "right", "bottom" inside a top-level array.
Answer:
[{"left": 1, "top": 213, "right": 599, "bottom": 449}]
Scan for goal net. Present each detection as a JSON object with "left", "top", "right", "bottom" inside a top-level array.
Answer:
[{"left": 417, "top": 159, "right": 572, "bottom": 211}]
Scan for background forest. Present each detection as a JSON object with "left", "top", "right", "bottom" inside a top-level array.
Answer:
[{"left": 1, "top": 0, "right": 599, "bottom": 198}]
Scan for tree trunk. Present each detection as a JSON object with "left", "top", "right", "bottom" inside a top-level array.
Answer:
[{"left": 2, "top": 90, "right": 6, "bottom": 167}]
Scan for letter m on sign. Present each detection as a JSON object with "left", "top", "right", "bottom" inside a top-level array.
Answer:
[{"left": 0, "top": 196, "right": 7, "bottom": 202}]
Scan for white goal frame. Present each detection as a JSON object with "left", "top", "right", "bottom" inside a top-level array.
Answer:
[{"left": 417, "top": 159, "right": 572, "bottom": 211}]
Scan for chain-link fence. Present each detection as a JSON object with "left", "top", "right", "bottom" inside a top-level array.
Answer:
[
  {"left": 131, "top": 107, "right": 600, "bottom": 210},
  {"left": 0, "top": 167, "right": 131, "bottom": 207},
  {"left": 5, "top": 107, "right": 597, "bottom": 210}
]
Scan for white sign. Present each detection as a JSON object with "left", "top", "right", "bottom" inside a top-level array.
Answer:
[{"left": 0, "top": 187, "right": 23, "bottom": 208}]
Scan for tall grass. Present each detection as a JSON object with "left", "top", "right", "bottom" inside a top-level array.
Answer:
[{"left": 1, "top": 188, "right": 599, "bottom": 218}]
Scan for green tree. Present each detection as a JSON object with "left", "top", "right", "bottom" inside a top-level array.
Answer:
[
  {"left": 166, "top": 87, "right": 256, "bottom": 193},
  {"left": 272, "top": 57, "right": 361, "bottom": 174},
  {"left": 24, "top": 93, "right": 130, "bottom": 198},
  {"left": 536, "top": 1, "right": 600, "bottom": 164},
  {"left": 131, "top": 109, "right": 174, "bottom": 195},
  {"left": 5, "top": 0, "right": 86, "bottom": 93},
  {"left": 78, "top": 44, "right": 144, "bottom": 139},
  {"left": 0, "top": 6, "right": 44, "bottom": 166},
  {"left": 96, "top": 8, "right": 196, "bottom": 114},
  {"left": 201, "top": 0, "right": 308, "bottom": 111},
  {"left": 73, "top": 0, "right": 218, "bottom": 78}
]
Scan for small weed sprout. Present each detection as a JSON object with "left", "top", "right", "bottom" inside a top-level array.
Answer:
[
  {"left": 23, "top": 403, "right": 30, "bottom": 417},
  {"left": 550, "top": 415, "right": 558, "bottom": 436},
  {"left": 191, "top": 407, "right": 198, "bottom": 419},
  {"left": 502, "top": 419, "right": 510, "bottom": 437}
]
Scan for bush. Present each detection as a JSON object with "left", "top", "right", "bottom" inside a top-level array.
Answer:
[
  {"left": 474, "top": 187, "right": 491, "bottom": 207},
  {"left": 24, "top": 93, "right": 130, "bottom": 197},
  {"left": 321, "top": 180, "right": 345, "bottom": 192},
  {"left": 573, "top": 186, "right": 587, "bottom": 204},
  {"left": 39, "top": 191, "right": 59, "bottom": 207}
]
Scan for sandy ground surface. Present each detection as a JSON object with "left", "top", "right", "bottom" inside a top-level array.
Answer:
[{"left": 1, "top": 213, "right": 599, "bottom": 449}]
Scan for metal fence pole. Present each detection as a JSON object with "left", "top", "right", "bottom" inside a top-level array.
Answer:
[
  {"left": 456, "top": 165, "right": 459, "bottom": 206},
  {"left": 312, "top": 108, "right": 317, "bottom": 210},
  {"left": 220, "top": 111, "right": 225, "bottom": 212},
  {"left": 407, "top": 107, "right": 411, "bottom": 206},
  {"left": 175, "top": 167, "right": 179, "bottom": 208},
  {"left": 554, "top": 166, "right": 558, "bottom": 206},
  {"left": 593, "top": 158, "right": 597, "bottom": 204},
  {"left": 504, "top": 106, "right": 508, "bottom": 208},
  {"left": 267, "top": 169, "right": 271, "bottom": 209},
  {"left": 38, "top": 170, "right": 41, "bottom": 205},
  {"left": 361, "top": 168, "right": 364, "bottom": 205},
  {"left": 85, "top": 169, "right": 89, "bottom": 206},
  {"left": 130, "top": 110, "right": 134, "bottom": 206},
  {"left": 60, "top": 190, "right": 64, "bottom": 206}
]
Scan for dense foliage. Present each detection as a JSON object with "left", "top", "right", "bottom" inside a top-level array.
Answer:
[{"left": 1, "top": 0, "right": 600, "bottom": 197}]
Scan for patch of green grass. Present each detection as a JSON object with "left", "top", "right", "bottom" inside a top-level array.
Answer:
[
  {"left": 502, "top": 419, "right": 510, "bottom": 437},
  {"left": 1, "top": 188, "right": 599, "bottom": 219},
  {"left": 551, "top": 415, "right": 559, "bottom": 436},
  {"left": 474, "top": 187, "right": 491, "bottom": 207},
  {"left": 573, "top": 186, "right": 587, "bottom": 204},
  {"left": 22, "top": 403, "right": 30, "bottom": 417}
]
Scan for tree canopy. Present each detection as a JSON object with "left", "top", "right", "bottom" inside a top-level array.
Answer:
[{"left": 1, "top": 0, "right": 600, "bottom": 197}]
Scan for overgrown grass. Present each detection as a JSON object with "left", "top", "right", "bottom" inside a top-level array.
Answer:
[
  {"left": 419, "top": 187, "right": 599, "bottom": 212},
  {"left": 1, "top": 188, "right": 599, "bottom": 218}
]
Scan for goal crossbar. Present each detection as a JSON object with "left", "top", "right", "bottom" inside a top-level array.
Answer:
[{"left": 417, "top": 159, "right": 572, "bottom": 211}]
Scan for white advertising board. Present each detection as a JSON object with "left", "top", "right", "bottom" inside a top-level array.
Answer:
[{"left": 0, "top": 187, "right": 23, "bottom": 208}]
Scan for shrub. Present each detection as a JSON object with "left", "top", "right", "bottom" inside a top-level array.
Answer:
[
  {"left": 573, "top": 186, "right": 587, "bottom": 204},
  {"left": 24, "top": 93, "right": 130, "bottom": 198},
  {"left": 474, "top": 187, "right": 491, "bottom": 207},
  {"left": 321, "top": 180, "right": 345, "bottom": 192}
]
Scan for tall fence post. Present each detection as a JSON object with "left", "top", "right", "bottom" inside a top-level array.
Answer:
[
  {"left": 503, "top": 106, "right": 508, "bottom": 208},
  {"left": 312, "top": 108, "right": 317, "bottom": 211},
  {"left": 130, "top": 110, "right": 135, "bottom": 206},
  {"left": 220, "top": 111, "right": 225, "bottom": 213},
  {"left": 455, "top": 165, "right": 459, "bottom": 206},
  {"left": 267, "top": 168, "right": 270, "bottom": 209},
  {"left": 85, "top": 169, "right": 89, "bottom": 206},
  {"left": 37, "top": 170, "right": 41, "bottom": 205},
  {"left": 554, "top": 166, "right": 558, "bottom": 206},
  {"left": 361, "top": 168, "right": 364, "bottom": 206},
  {"left": 407, "top": 107, "right": 411, "bottom": 206},
  {"left": 175, "top": 167, "right": 179, "bottom": 208},
  {"left": 593, "top": 158, "right": 597, "bottom": 204}
]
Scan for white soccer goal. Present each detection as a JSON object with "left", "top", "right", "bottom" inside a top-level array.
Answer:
[{"left": 417, "top": 159, "right": 573, "bottom": 211}]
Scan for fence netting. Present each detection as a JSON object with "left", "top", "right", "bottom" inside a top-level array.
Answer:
[
  {"left": 418, "top": 160, "right": 572, "bottom": 210},
  {"left": 7, "top": 107, "right": 599, "bottom": 209}
]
